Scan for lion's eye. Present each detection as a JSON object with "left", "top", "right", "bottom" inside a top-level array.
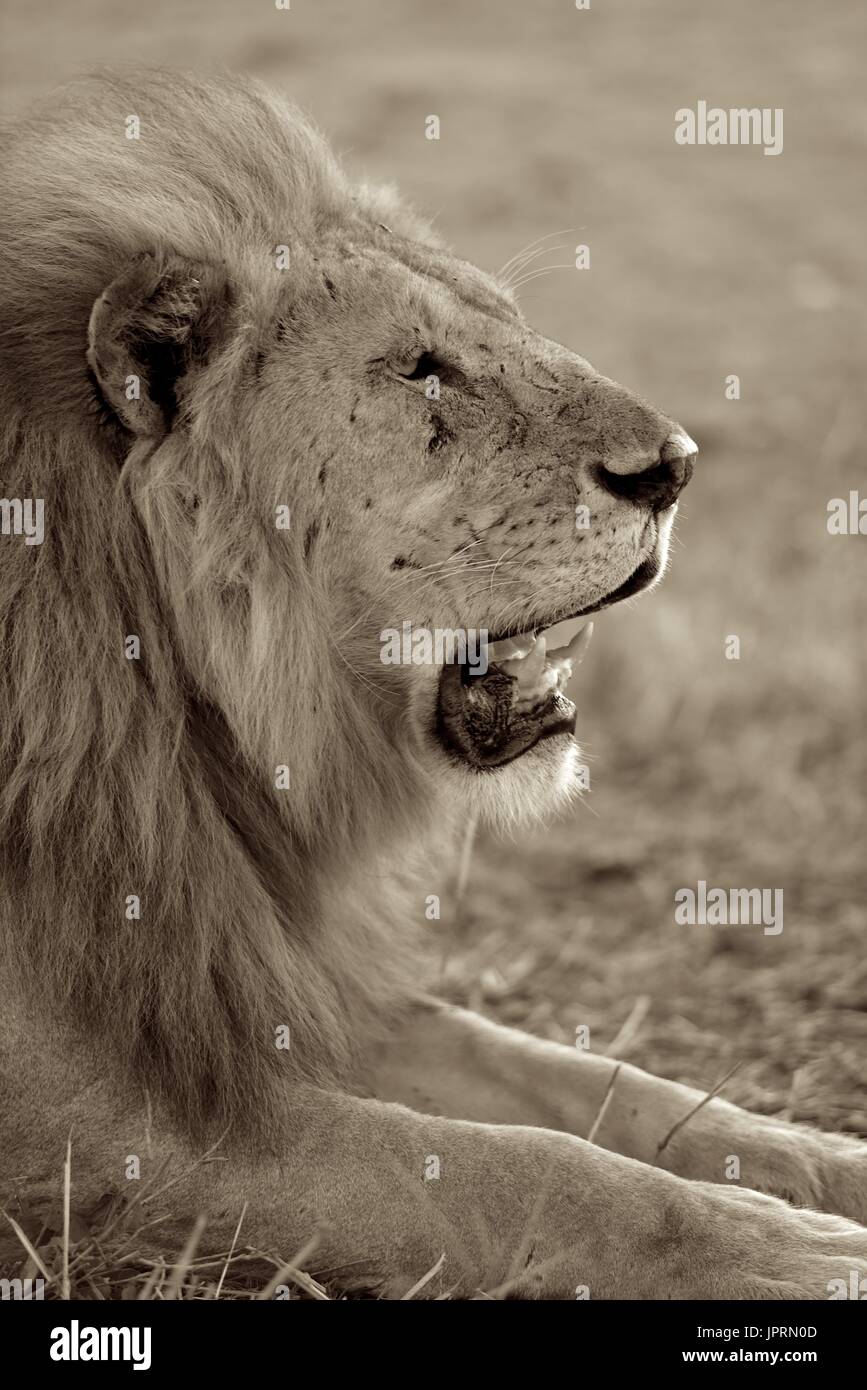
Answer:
[{"left": 391, "top": 351, "right": 440, "bottom": 381}]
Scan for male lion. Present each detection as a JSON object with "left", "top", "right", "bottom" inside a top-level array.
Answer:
[{"left": 1, "top": 70, "right": 865, "bottom": 1300}]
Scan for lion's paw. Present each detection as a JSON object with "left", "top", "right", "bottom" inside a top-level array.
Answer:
[
  {"left": 658, "top": 1101, "right": 867, "bottom": 1226},
  {"left": 692, "top": 1183, "right": 867, "bottom": 1300}
]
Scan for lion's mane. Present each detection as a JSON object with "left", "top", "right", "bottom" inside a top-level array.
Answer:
[{"left": 0, "top": 70, "right": 438, "bottom": 1142}]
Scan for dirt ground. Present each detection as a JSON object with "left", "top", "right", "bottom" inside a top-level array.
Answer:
[{"left": 4, "top": 0, "right": 865, "bottom": 1131}]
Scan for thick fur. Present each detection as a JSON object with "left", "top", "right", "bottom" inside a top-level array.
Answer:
[{"left": 0, "top": 71, "right": 442, "bottom": 1143}]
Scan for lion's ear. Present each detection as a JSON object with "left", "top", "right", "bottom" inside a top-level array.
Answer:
[{"left": 87, "top": 252, "right": 229, "bottom": 440}]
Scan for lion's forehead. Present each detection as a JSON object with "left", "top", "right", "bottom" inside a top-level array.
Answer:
[{"left": 320, "top": 233, "right": 521, "bottom": 331}]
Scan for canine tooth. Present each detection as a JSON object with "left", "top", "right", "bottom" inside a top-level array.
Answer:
[
  {"left": 548, "top": 621, "right": 594, "bottom": 663},
  {"left": 539, "top": 616, "right": 583, "bottom": 650},
  {"left": 562, "top": 621, "right": 593, "bottom": 664},
  {"left": 547, "top": 623, "right": 594, "bottom": 679}
]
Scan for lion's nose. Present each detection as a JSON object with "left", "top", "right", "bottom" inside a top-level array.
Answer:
[{"left": 599, "top": 430, "right": 697, "bottom": 512}]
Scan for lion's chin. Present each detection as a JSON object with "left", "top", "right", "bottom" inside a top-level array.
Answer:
[
  {"left": 429, "top": 622, "right": 591, "bottom": 827},
  {"left": 443, "top": 729, "right": 585, "bottom": 830}
]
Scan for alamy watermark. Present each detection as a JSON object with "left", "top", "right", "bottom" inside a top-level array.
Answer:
[
  {"left": 675, "top": 102, "right": 783, "bottom": 157},
  {"left": 827, "top": 1272, "right": 867, "bottom": 1299},
  {"left": 1, "top": 1276, "right": 45, "bottom": 1299},
  {"left": 827, "top": 491, "right": 867, "bottom": 535},
  {"left": 380, "top": 623, "right": 490, "bottom": 675},
  {"left": 0, "top": 497, "right": 44, "bottom": 545},
  {"left": 675, "top": 880, "right": 783, "bottom": 935},
  {"left": 50, "top": 1320, "right": 151, "bottom": 1370}
]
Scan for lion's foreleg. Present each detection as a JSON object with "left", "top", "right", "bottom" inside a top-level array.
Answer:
[
  {"left": 3, "top": 1028, "right": 866, "bottom": 1299},
  {"left": 364, "top": 998, "right": 867, "bottom": 1224}
]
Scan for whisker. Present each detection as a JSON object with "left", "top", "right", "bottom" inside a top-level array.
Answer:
[
  {"left": 335, "top": 560, "right": 523, "bottom": 643},
  {"left": 323, "top": 631, "right": 401, "bottom": 705},
  {"left": 502, "top": 245, "right": 569, "bottom": 289},
  {"left": 488, "top": 546, "right": 515, "bottom": 602},
  {"left": 510, "top": 264, "right": 574, "bottom": 291},
  {"left": 497, "top": 228, "right": 575, "bottom": 282}
]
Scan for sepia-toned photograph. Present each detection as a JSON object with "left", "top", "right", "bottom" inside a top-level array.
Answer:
[{"left": 1, "top": 0, "right": 865, "bottom": 1355}]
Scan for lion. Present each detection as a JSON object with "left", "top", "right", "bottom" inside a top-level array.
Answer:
[{"left": 1, "top": 68, "right": 865, "bottom": 1301}]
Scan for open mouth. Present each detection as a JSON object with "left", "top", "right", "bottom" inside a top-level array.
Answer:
[{"left": 435, "top": 550, "right": 661, "bottom": 770}]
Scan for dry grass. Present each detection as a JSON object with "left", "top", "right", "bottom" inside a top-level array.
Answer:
[{"left": 1, "top": 1148, "right": 329, "bottom": 1300}]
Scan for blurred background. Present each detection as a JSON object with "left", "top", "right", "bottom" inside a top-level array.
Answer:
[{"left": 4, "top": 0, "right": 865, "bottom": 1130}]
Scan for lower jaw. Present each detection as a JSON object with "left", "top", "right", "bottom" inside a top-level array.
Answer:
[
  {"left": 433, "top": 546, "right": 663, "bottom": 771},
  {"left": 436, "top": 663, "right": 576, "bottom": 770}
]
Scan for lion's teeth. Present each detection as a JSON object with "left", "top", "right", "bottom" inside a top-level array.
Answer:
[
  {"left": 553, "top": 621, "right": 594, "bottom": 665},
  {"left": 499, "top": 634, "right": 546, "bottom": 684},
  {"left": 487, "top": 622, "right": 593, "bottom": 680},
  {"left": 546, "top": 622, "right": 593, "bottom": 678},
  {"left": 486, "top": 632, "right": 534, "bottom": 662}
]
